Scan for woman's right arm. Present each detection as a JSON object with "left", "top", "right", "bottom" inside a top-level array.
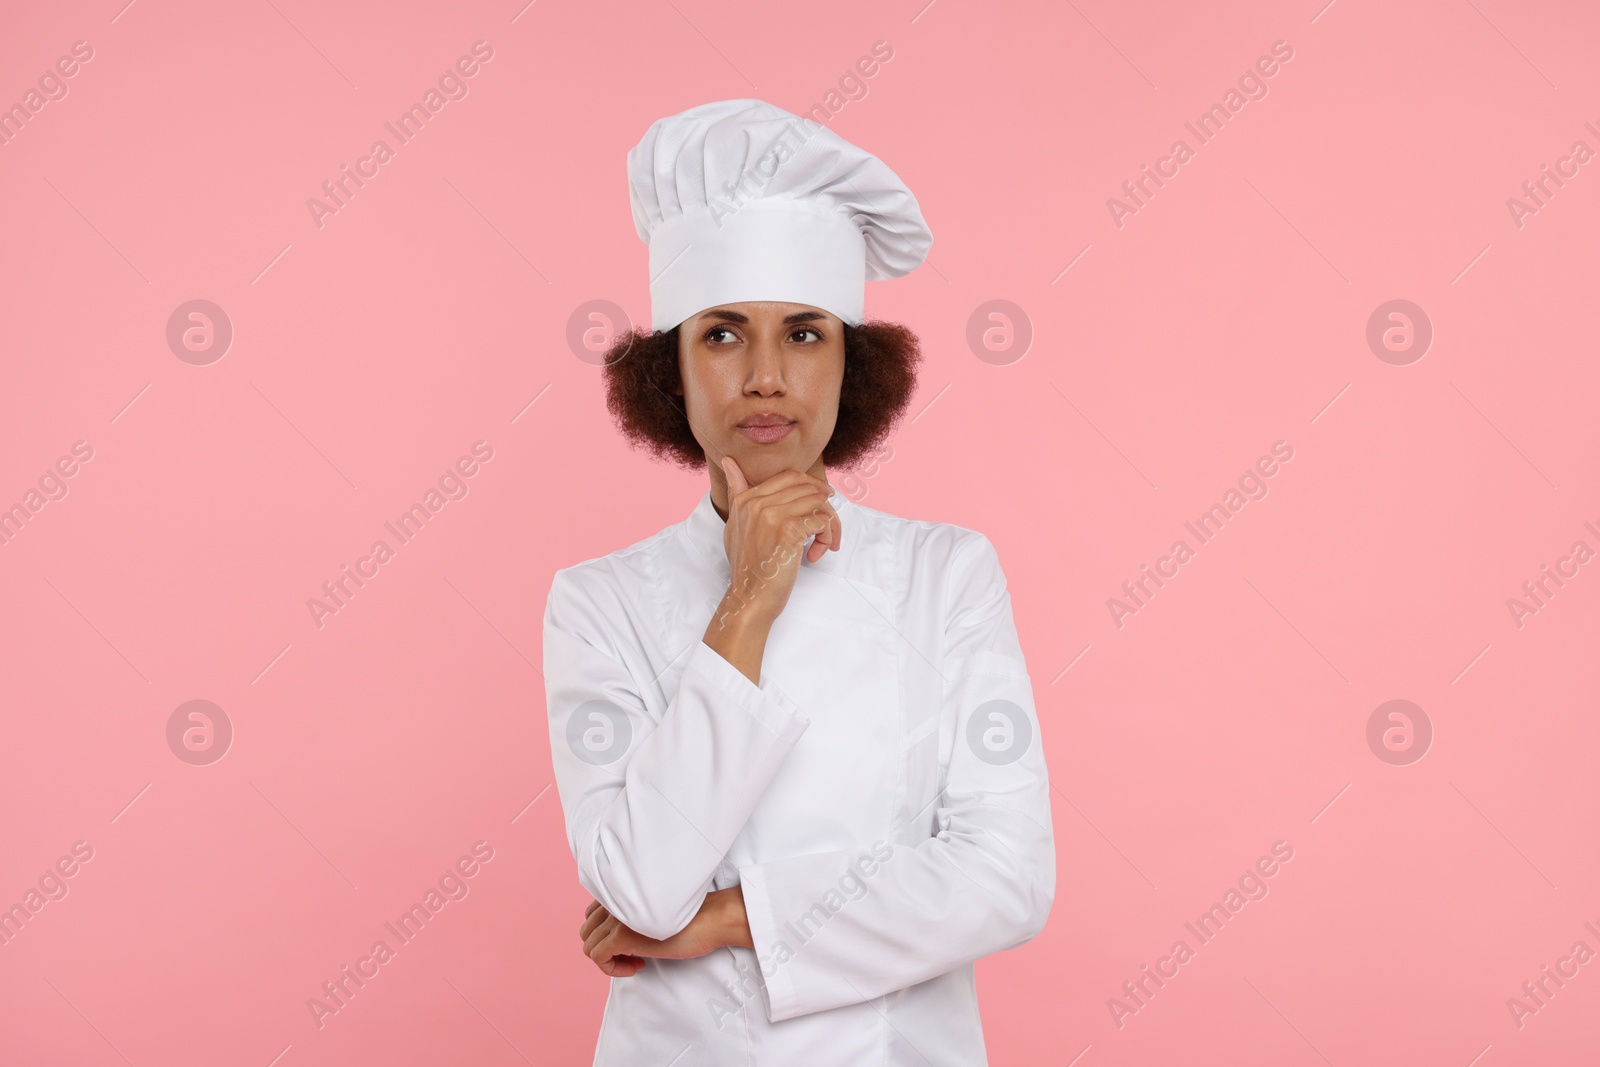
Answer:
[
  {"left": 543, "top": 467, "right": 837, "bottom": 942},
  {"left": 704, "top": 461, "right": 839, "bottom": 683}
]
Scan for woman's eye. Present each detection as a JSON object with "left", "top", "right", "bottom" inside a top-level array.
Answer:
[
  {"left": 705, "top": 326, "right": 737, "bottom": 344},
  {"left": 791, "top": 327, "right": 822, "bottom": 343}
]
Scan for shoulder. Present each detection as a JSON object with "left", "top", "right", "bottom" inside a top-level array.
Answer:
[
  {"left": 543, "top": 521, "right": 682, "bottom": 638},
  {"left": 845, "top": 500, "right": 1007, "bottom": 596},
  {"left": 847, "top": 503, "right": 1020, "bottom": 657},
  {"left": 847, "top": 499, "right": 999, "bottom": 562}
]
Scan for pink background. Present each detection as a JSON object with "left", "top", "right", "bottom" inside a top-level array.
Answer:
[{"left": 3, "top": 0, "right": 1598, "bottom": 1063}]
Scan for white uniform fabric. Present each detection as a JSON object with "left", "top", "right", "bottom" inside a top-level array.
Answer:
[
  {"left": 543, "top": 489, "right": 1055, "bottom": 1065},
  {"left": 626, "top": 98, "right": 934, "bottom": 332}
]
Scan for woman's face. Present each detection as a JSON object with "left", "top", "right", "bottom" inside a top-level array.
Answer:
[{"left": 676, "top": 301, "right": 845, "bottom": 487}]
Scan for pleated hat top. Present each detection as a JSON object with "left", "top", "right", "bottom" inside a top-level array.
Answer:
[{"left": 626, "top": 98, "right": 933, "bottom": 332}]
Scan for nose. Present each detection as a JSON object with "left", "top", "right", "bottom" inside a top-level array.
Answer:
[{"left": 742, "top": 332, "right": 786, "bottom": 397}]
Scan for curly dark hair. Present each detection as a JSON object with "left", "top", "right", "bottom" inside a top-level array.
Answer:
[{"left": 600, "top": 320, "right": 922, "bottom": 470}]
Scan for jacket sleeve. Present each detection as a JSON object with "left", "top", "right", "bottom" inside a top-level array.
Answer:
[
  {"left": 543, "top": 566, "right": 811, "bottom": 940},
  {"left": 735, "top": 533, "right": 1056, "bottom": 1022}
]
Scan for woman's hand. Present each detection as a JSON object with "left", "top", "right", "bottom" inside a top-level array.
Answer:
[
  {"left": 721, "top": 457, "right": 839, "bottom": 614},
  {"left": 580, "top": 886, "right": 754, "bottom": 977}
]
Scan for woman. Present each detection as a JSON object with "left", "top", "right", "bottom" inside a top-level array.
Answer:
[{"left": 544, "top": 98, "right": 1055, "bottom": 1065}]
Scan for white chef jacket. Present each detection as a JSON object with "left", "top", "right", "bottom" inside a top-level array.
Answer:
[{"left": 543, "top": 487, "right": 1055, "bottom": 1066}]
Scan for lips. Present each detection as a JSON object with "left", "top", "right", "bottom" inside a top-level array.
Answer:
[{"left": 736, "top": 413, "right": 796, "bottom": 444}]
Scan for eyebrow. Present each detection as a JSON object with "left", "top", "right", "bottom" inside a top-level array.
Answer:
[{"left": 698, "top": 309, "right": 827, "bottom": 325}]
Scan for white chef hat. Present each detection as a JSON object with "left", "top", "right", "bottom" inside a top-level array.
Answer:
[{"left": 627, "top": 98, "right": 933, "bottom": 333}]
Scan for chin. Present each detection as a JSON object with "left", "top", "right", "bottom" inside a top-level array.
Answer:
[
  {"left": 727, "top": 445, "right": 810, "bottom": 483},
  {"left": 733, "top": 454, "right": 790, "bottom": 481}
]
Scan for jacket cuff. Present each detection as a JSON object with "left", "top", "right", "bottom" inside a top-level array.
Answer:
[
  {"left": 687, "top": 640, "right": 810, "bottom": 744},
  {"left": 736, "top": 860, "right": 798, "bottom": 1021}
]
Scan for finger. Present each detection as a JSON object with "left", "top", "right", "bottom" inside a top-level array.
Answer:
[
  {"left": 580, "top": 904, "right": 610, "bottom": 941},
  {"left": 597, "top": 954, "right": 646, "bottom": 978},
  {"left": 807, "top": 514, "right": 841, "bottom": 562},
  {"left": 584, "top": 916, "right": 620, "bottom": 961},
  {"left": 594, "top": 917, "right": 654, "bottom": 967},
  {"left": 790, "top": 497, "right": 838, "bottom": 537},
  {"left": 747, "top": 498, "right": 833, "bottom": 553},
  {"left": 739, "top": 468, "right": 828, "bottom": 499},
  {"left": 808, "top": 498, "right": 840, "bottom": 540},
  {"left": 781, "top": 505, "right": 837, "bottom": 556},
  {"left": 721, "top": 456, "right": 750, "bottom": 497},
  {"left": 598, "top": 955, "right": 645, "bottom": 977},
  {"left": 805, "top": 505, "right": 832, "bottom": 562},
  {"left": 748, "top": 484, "right": 831, "bottom": 519}
]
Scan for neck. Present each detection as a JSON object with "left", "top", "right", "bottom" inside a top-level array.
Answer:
[{"left": 710, "top": 456, "right": 830, "bottom": 520}]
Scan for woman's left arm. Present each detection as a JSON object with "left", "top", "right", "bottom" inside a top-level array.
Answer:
[
  {"left": 579, "top": 885, "right": 753, "bottom": 977},
  {"left": 733, "top": 532, "right": 1057, "bottom": 1022}
]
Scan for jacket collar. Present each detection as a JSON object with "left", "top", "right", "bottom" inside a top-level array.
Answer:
[{"left": 681, "top": 480, "right": 855, "bottom": 577}]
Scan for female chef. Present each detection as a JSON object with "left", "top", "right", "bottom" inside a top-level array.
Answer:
[{"left": 543, "top": 98, "right": 1055, "bottom": 1065}]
